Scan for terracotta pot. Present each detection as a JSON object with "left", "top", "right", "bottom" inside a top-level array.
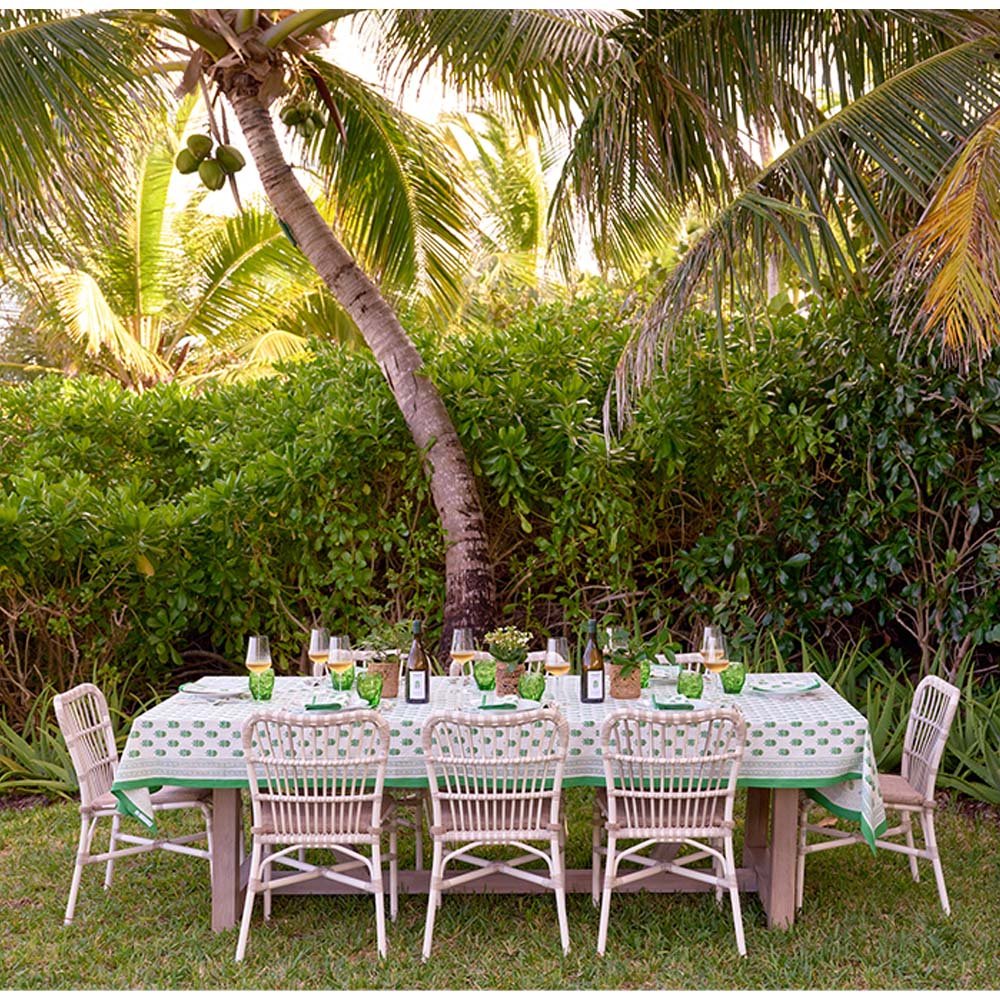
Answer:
[
  {"left": 495, "top": 661, "right": 525, "bottom": 697},
  {"left": 367, "top": 660, "right": 400, "bottom": 698},
  {"left": 609, "top": 659, "right": 641, "bottom": 700}
]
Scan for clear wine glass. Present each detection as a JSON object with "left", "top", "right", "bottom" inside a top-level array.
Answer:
[
  {"left": 327, "top": 635, "right": 355, "bottom": 702},
  {"left": 544, "top": 637, "right": 571, "bottom": 701},
  {"left": 245, "top": 635, "right": 273, "bottom": 701},
  {"left": 700, "top": 626, "right": 728, "bottom": 700},
  {"left": 308, "top": 628, "right": 329, "bottom": 681},
  {"left": 450, "top": 627, "right": 477, "bottom": 685}
]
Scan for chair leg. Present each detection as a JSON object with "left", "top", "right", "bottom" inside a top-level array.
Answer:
[
  {"left": 921, "top": 809, "right": 950, "bottom": 916},
  {"left": 596, "top": 835, "right": 617, "bottom": 956},
  {"left": 551, "top": 834, "right": 570, "bottom": 955},
  {"left": 65, "top": 815, "right": 96, "bottom": 925},
  {"left": 263, "top": 844, "right": 272, "bottom": 922},
  {"left": 714, "top": 841, "right": 724, "bottom": 908},
  {"left": 421, "top": 839, "right": 444, "bottom": 962},
  {"left": 389, "top": 823, "right": 399, "bottom": 922},
  {"left": 902, "top": 811, "right": 920, "bottom": 882},
  {"left": 104, "top": 813, "right": 121, "bottom": 889},
  {"left": 372, "top": 842, "right": 387, "bottom": 959},
  {"left": 796, "top": 796, "right": 810, "bottom": 911},
  {"left": 235, "top": 842, "right": 261, "bottom": 962},
  {"left": 591, "top": 797, "right": 602, "bottom": 908},
  {"left": 725, "top": 836, "right": 746, "bottom": 957}
]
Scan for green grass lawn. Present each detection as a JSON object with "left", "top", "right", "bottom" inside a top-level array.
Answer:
[{"left": 1, "top": 789, "right": 997, "bottom": 989}]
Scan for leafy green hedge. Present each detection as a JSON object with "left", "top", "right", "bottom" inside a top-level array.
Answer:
[{"left": 1, "top": 286, "right": 998, "bottom": 730}]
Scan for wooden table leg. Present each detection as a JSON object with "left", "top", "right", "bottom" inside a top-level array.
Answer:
[
  {"left": 764, "top": 787, "right": 799, "bottom": 929},
  {"left": 211, "top": 788, "right": 244, "bottom": 932},
  {"left": 743, "top": 787, "right": 771, "bottom": 866}
]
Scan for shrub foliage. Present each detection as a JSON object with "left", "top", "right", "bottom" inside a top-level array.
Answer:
[{"left": 1, "top": 287, "right": 998, "bottom": 734}]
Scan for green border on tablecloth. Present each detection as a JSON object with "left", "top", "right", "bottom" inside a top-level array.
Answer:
[
  {"left": 808, "top": 787, "right": 888, "bottom": 853},
  {"left": 112, "top": 788, "right": 155, "bottom": 827}
]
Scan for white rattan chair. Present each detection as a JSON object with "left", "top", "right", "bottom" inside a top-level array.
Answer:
[
  {"left": 594, "top": 707, "right": 748, "bottom": 956},
  {"left": 311, "top": 652, "right": 426, "bottom": 871},
  {"left": 796, "top": 674, "right": 960, "bottom": 914},
  {"left": 53, "top": 682, "right": 213, "bottom": 925},
  {"left": 235, "top": 709, "right": 397, "bottom": 960},
  {"left": 420, "top": 707, "right": 571, "bottom": 960}
]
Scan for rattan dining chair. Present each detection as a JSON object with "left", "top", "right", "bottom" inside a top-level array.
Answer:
[
  {"left": 53, "top": 682, "right": 213, "bottom": 925},
  {"left": 594, "top": 707, "right": 748, "bottom": 956},
  {"left": 420, "top": 707, "right": 571, "bottom": 960},
  {"left": 796, "top": 674, "right": 960, "bottom": 914},
  {"left": 235, "top": 708, "right": 397, "bottom": 960},
  {"left": 311, "top": 652, "right": 426, "bottom": 872}
]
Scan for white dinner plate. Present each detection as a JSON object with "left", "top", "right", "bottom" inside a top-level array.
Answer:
[
  {"left": 178, "top": 684, "right": 250, "bottom": 700},
  {"left": 746, "top": 675, "right": 821, "bottom": 695}
]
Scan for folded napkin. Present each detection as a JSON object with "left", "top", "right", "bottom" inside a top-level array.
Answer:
[
  {"left": 477, "top": 701, "right": 518, "bottom": 711},
  {"left": 305, "top": 700, "right": 345, "bottom": 711},
  {"left": 652, "top": 699, "right": 695, "bottom": 711}
]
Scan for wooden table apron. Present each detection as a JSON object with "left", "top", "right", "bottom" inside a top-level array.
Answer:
[{"left": 111, "top": 674, "right": 887, "bottom": 932}]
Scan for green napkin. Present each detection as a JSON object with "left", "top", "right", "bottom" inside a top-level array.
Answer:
[
  {"left": 477, "top": 701, "right": 518, "bottom": 711},
  {"left": 305, "top": 700, "right": 345, "bottom": 711},
  {"left": 652, "top": 699, "right": 695, "bottom": 711}
]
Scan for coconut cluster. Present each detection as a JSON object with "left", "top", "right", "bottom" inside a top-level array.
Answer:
[
  {"left": 280, "top": 101, "right": 327, "bottom": 139},
  {"left": 174, "top": 134, "right": 245, "bottom": 190}
]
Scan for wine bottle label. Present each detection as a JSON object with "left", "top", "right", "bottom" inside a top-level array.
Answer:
[
  {"left": 409, "top": 671, "right": 426, "bottom": 701},
  {"left": 587, "top": 669, "right": 604, "bottom": 700}
]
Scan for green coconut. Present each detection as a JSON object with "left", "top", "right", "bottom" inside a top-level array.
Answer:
[
  {"left": 198, "top": 157, "right": 226, "bottom": 191},
  {"left": 298, "top": 119, "right": 317, "bottom": 140},
  {"left": 280, "top": 106, "right": 302, "bottom": 126},
  {"left": 216, "top": 144, "right": 246, "bottom": 175},
  {"left": 297, "top": 100, "right": 313, "bottom": 117},
  {"left": 309, "top": 109, "right": 326, "bottom": 129},
  {"left": 187, "top": 133, "right": 213, "bottom": 160},
  {"left": 174, "top": 148, "right": 199, "bottom": 175}
]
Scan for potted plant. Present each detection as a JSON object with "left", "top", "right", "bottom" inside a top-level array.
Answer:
[
  {"left": 606, "top": 628, "right": 641, "bottom": 700},
  {"left": 359, "top": 620, "right": 410, "bottom": 698},
  {"left": 484, "top": 626, "right": 532, "bottom": 697}
]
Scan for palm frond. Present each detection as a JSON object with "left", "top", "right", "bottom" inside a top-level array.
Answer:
[
  {"left": 38, "top": 268, "right": 168, "bottom": 380},
  {"left": 0, "top": 10, "right": 162, "bottom": 262},
  {"left": 607, "top": 33, "right": 1000, "bottom": 430},
  {"left": 296, "top": 57, "right": 473, "bottom": 325},
  {"left": 374, "top": 8, "right": 625, "bottom": 130},
  {"left": 892, "top": 108, "right": 1000, "bottom": 369}
]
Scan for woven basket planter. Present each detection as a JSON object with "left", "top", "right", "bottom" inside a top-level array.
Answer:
[
  {"left": 495, "top": 661, "right": 525, "bottom": 697},
  {"left": 367, "top": 660, "right": 400, "bottom": 699},
  {"left": 609, "top": 660, "right": 641, "bottom": 700}
]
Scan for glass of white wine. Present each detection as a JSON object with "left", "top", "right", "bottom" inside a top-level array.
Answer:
[
  {"left": 308, "top": 628, "right": 329, "bottom": 684},
  {"left": 327, "top": 635, "right": 355, "bottom": 701},
  {"left": 450, "top": 627, "right": 477, "bottom": 686},
  {"left": 700, "top": 626, "right": 728, "bottom": 700},
  {"left": 245, "top": 635, "right": 273, "bottom": 701},
  {"left": 544, "top": 637, "right": 571, "bottom": 701}
]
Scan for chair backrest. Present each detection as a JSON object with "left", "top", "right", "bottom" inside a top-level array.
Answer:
[
  {"left": 242, "top": 709, "right": 389, "bottom": 840},
  {"left": 53, "top": 683, "right": 118, "bottom": 809},
  {"left": 902, "top": 675, "right": 960, "bottom": 800},
  {"left": 422, "top": 707, "right": 569, "bottom": 837},
  {"left": 601, "top": 707, "right": 746, "bottom": 836}
]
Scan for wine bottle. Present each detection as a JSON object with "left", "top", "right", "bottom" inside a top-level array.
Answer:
[
  {"left": 405, "top": 619, "right": 430, "bottom": 704},
  {"left": 580, "top": 618, "right": 605, "bottom": 703}
]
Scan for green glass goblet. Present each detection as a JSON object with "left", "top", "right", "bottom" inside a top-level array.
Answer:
[
  {"left": 720, "top": 660, "right": 746, "bottom": 695},
  {"left": 639, "top": 658, "right": 652, "bottom": 689},
  {"left": 473, "top": 658, "right": 496, "bottom": 692},
  {"left": 248, "top": 667, "right": 274, "bottom": 701},
  {"left": 357, "top": 671, "right": 383, "bottom": 709},
  {"left": 330, "top": 663, "right": 355, "bottom": 692},
  {"left": 518, "top": 668, "right": 546, "bottom": 702},
  {"left": 676, "top": 668, "right": 704, "bottom": 700}
]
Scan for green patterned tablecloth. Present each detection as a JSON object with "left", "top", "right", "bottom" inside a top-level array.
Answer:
[{"left": 112, "top": 673, "right": 886, "bottom": 847}]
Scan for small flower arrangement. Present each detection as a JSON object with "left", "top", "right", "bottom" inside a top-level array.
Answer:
[{"left": 484, "top": 626, "right": 531, "bottom": 666}]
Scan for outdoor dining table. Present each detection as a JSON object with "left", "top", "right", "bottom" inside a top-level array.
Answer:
[{"left": 111, "top": 672, "right": 887, "bottom": 933}]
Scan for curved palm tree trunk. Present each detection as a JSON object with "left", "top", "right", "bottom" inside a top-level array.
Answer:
[{"left": 224, "top": 75, "right": 496, "bottom": 647}]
